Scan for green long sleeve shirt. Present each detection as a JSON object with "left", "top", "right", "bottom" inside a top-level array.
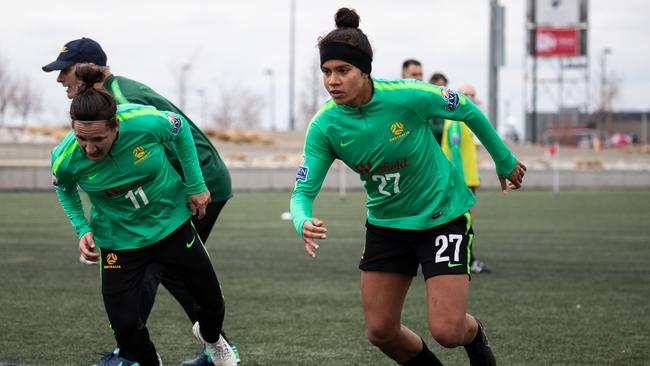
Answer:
[
  {"left": 52, "top": 104, "right": 207, "bottom": 250},
  {"left": 105, "top": 74, "right": 232, "bottom": 202},
  {"left": 290, "top": 79, "right": 516, "bottom": 234}
]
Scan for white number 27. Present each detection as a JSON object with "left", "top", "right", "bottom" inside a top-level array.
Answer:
[
  {"left": 434, "top": 234, "right": 463, "bottom": 263},
  {"left": 372, "top": 173, "right": 401, "bottom": 196}
]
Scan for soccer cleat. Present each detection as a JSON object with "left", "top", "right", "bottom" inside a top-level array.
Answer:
[
  {"left": 470, "top": 259, "right": 492, "bottom": 273},
  {"left": 92, "top": 347, "right": 162, "bottom": 366},
  {"left": 229, "top": 343, "right": 240, "bottom": 364},
  {"left": 192, "top": 322, "right": 238, "bottom": 366},
  {"left": 179, "top": 348, "right": 211, "bottom": 366},
  {"left": 464, "top": 318, "right": 496, "bottom": 366}
]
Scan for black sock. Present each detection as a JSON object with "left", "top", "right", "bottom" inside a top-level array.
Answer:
[
  {"left": 465, "top": 321, "right": 486, "bottom": 350},
  {"left": 463, "top": 319, "right": 496, "bottom": 366},
  {"left": 400, "top": 338, "right": 445, "bottom": 366}
]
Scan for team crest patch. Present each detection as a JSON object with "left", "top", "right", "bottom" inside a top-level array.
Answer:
[
  {"left": 296, "top": 155, "right": 309, "bottom": 182},
  {"left": 441, "top": 88, "right": 459, "bottom": 111},
  {"left": 166, "top": 113, "right": 182, "bottom": 135}
]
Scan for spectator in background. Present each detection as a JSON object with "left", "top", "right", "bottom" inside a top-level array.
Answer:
[
  {"left": 440, "top": 84, "right": 491, "bottom": 273},
  {"left": 428, "top": 72, "right": 449, "bottom": 144},
  {"left": 401, "top": 59, "right": 423, "bottom": 81},
  {"left": 429, "top": 72, "right": 448, "bottom": 87}
]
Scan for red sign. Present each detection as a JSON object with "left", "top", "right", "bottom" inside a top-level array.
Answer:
[{"left": 536, "top": 27, "right": 580, "bottom": 57}]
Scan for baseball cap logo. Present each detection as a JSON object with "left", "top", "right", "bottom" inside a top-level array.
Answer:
[{"left": 42, "top": 37, "right": 107, "bottom": 72}]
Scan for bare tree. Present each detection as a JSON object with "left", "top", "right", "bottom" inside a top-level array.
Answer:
[
  {"left": 238, "top": 89, "right": 264, "bottom": 129},
  {"left": 0, "top": 55, "right": 16, "bottom": 126},
  {"left": 12, "top": 76, "right": 43, "bottom": 127},
  {"left": 211, "top": 85, "right": 238, "bottom": 129},
  {"left": 211, "top": 84, "right": 264, "bottom": 130},
  {"left": 298, "top": 55, "right": 328, "bottom": 130}
]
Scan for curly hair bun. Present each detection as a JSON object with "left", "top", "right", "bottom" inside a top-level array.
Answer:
[{"left": 335, "top": 8, "right": 360, "bottom": 29}]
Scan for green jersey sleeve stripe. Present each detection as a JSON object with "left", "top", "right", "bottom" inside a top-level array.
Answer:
[
  {"left": 52, "top": 139, "right": 79, "bottom": 175},
  {"left": 117, "top": 108, "right": 165, "bottom": 122},
  {"left": 374, "top": 80, "right": 467, "bottom": 106},
  {"left": 110, "top": 78, "right": 130, "bottom": 104}
]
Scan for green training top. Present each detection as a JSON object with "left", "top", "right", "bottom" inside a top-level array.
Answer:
[
  {"left": 290, "top": 78, "right": 517, "bottom": 234},
  {"left": 105, "top": 74, "right": 232, "bottom": 202},
  {"left": 52, "top": 104, "right": 207, "bottom": 251}
]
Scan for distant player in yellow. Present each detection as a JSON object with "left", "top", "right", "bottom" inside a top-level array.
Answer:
[{"left": 440, "top": 84, "right": 490, "bottom": 273}]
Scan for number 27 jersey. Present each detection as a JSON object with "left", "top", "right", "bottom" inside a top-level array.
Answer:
[{"left": 290, "top": 79, "right": 516, "bottom": 234}]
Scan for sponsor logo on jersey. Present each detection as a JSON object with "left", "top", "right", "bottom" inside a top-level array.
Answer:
[
  {"left": 101, "top": 173, "right": 156, "bottom": 198},
  {"left": 353, "top": 162, "right": 373, "bottom": 175},
  {"left": 373, "top": 157, "right": 408, "bottom": 175},
  {"left": 132, "top": 146, "right": 152, "bottom": 165},
  {"left": 103, "top": 252, "right": 121, "bottom": 269},
  {"left": 166, "top": 113, "right": 182, "bottom": 136},
  {"left": 441, "top": 88, "right": 460, "bottom": 111},
  {"left": 340, "top": 139, "right": 356, "bottom": 148},
  {"left": 353, "top": 157, "right": 408, "bottom": 176},
  {"left": 389, "top": 121, "right": 411, "bottom": 143}
]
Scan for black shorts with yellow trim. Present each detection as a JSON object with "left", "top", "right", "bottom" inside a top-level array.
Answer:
[{"left": 359, "top": 212, "right": 474, "bottom": 279}]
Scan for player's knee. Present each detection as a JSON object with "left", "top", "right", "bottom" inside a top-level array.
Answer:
[
  {"left": 429, "top": 321, "right": 465, "bottom": 348},
  {"left": 366, "top": 324, "right": 400, "bottom": 347}
]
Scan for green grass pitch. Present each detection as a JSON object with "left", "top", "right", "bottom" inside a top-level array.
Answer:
[{"left": 0, "top": 190, "right": 649, "bottom": 365}]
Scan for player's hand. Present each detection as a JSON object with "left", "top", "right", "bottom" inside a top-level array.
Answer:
[
  {"left": 79, "top": 231, "right": 99, "bottom": 262},
  {"left": 188, "top": 190, "right": 211, "bottom": 219},
  {"left": 302, "top": 217, "right": 327, "bottom": 258},
  {"left": 499, "top": 160, "right": 527, "bottom": 193}
]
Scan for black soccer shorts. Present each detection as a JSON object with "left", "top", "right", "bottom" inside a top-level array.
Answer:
[{"left": 359, "top": 212, "right": 473, "bottom": 279}]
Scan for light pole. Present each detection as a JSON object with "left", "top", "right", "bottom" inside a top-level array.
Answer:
[
  {"left": 288, "top": 0, "right": 296, "bottom": 131},
  {"left": 265, "top": 69, "right": 276, "bottom": 131},
  {"left": 600, "top": 48, "right": 611, "bottom": 112},
  {"left": 600, "top": 48, "right": 612, "bottom": 139}
]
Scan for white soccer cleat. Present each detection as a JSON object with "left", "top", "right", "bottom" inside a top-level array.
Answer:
[{"left": 192, "top": 322, "right": 237, "bottom": 366}]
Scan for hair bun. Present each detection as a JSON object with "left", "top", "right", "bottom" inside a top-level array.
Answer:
[
  {"left": 335, "top": 8, "right": 360, "bottom": 29},
  {"left": 75, "top": 63, "right": 104, "bottom": 93}
]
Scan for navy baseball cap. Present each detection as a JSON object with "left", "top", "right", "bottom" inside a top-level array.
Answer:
[{"left": 42, "top": 37, "right": 107, "bottom": 72}]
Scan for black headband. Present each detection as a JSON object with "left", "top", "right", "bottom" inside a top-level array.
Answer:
[{"left": 320, "top": 42, "right": 372, "bottom": 75}]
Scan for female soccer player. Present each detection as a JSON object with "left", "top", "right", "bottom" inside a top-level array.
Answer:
[
  {"left": 51, "top": 65, "right": 237, "bottom": 366},
  {"left": 290, "top": 8, "right": 526, "bottom": 366}
]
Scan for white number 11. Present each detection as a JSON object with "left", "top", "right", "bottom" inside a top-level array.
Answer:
[{"left": 124, "top": 186, "right": 149, "bottom": 209}]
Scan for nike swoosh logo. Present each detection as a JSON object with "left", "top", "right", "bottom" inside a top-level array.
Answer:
[
  {"left": 88, "top": 172, "right": 100, "bottom": 180},
  {"left": 448, "top": 262, "right": 463, "bottom": 268},
  {"left": 340, "top": 139, "right": 356, "bottom": 148},
  {"left": 186, "top": 237, "right": 195, "bottom": 248}
]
